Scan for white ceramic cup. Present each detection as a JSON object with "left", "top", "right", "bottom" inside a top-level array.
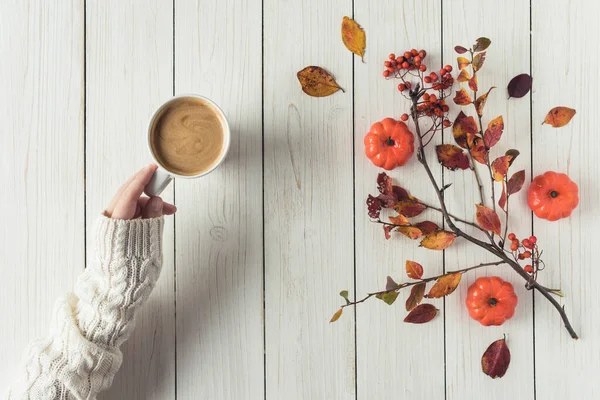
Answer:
[{"left": 144, "top": 94, "right": 231, "bottom": 196}]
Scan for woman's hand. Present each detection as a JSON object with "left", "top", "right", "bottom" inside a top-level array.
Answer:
[{"left": 105, "top": 164, "right": 177, "bottom": 220}]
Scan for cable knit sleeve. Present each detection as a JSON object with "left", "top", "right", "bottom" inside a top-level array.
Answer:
[{"left": 6, "top": 215, "right": 164, "bottom": 400}]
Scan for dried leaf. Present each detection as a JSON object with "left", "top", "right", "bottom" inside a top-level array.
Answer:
[
  {"left": 543, "top": 106, "right": 576, "bottom": 128},
  {"left": 394, "top": 200, "right": 426, "bottom": 217},
  {"left": 507, "top": 170, "right": 526, "bottom": 195},
  {"left": 469, "top": 75, "right": 478, "bottom": 91},
  {"left": 505, "top": 149, "right": 520, "bottom": 166},
  {"left": 491, "top": 156, "right": 512, "bottom": 181},
  {"left": 414, "top": 221, "right": 440, "bottom": 235},
  {"left": 406, "top": 260, "right": 424, "bottom": 279},
  {"left": 453, "top": 87, "right": 472, "bottom": 105},
  {"left": 457, "top": 69, "right": 470, "bottom": 82},
  {"left": 483, "top": 115, "right": 504, "bottom": 148},
  {"left": 381, "top": 291, "right": 399, "bottom": 305},
  {"left": 420, "top": 230, "right": 457, "bottom": 250},
  {"left": 473, "top": 37, "right": 491, "bottom": 52},
  {"left": 404, "top": 303, "right": 438, "bottom": 324},
  {"left": 482, "top": 337, "right": 511, "bottom": 378},
  {"left": 472, "top": 52, "right": 486, "bottom": 71},
  {"left": 507, "top": 73, "right": 532, "bottom": 98},
  {"left": 406, "top": 283, "right": 426, "bottom": 312},
  {"left": 455, "top": 45, "right": 468, "bottom": 54},
  {"left": 389, "top": 214, "right": 410, "bottom": 226},
  {"left": 475, "top": 86, "right": 496, "bottom": 117},
  {"left": 427, "top": 272, "right": 462, "bottom": 298},
  {"left": 297, "top": 66, "right": 344, "bottom": 97},
  {"left": 330, "top": 308, "right": 343, "bottom": 323},
  {"left": 383, "top": 224, "right": 393, "bottom": 240},
  {"left": 386, "top": 276, "right": 399, "bottom": 291},
  {"left": 453, "top": 111, "right": 478, "bottom": 149},
  {"left": 436, "top": 144, "right": 470, "bottom": 170},
  {"left": 397, "top": 225, "right": 423, "bottom": 240},
  {"left": 476, "top": 204, "right": 502, "bottom": 235},
  {"left": 341, "top": 16, "right": 366, "bottom": 61},
  {"left": 457, "top": 56, "right": 470, "bottom": 70},
  {"left": 339, "top": 290, "right": 350, "bottom": 304},
  {"left": 498, "top": 182, "right": 507, "bottom": 209},
  {"left": 470, "top": 137, "right": 489, "bottom": 165}
]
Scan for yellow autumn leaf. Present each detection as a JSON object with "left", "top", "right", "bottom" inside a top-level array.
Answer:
[
  {"left": 543, "top": 106, "right": 576, "bottom": 128},
  {"left": 341, "top": 16, "right": 366, "bottom": 61},
  {"left": 297, "top": 66, "right": 344, "bottom": 97},
  {"left": 427, "top": 272, "right": 462, "bottom": 298}
]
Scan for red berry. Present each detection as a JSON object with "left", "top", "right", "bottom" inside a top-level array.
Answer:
[
  {"left": 524, "top": 265, "right": 534, "bottom": 273},
  {"left": 402, "top": 61, "right": 410, "bottom": 69},
  {"left": 419, "top": 65, "right": 427, "bottom": 72},
  {"left": 518, "top": 254, "right": 525, "bottom": 260},
  {"left": 439, "top": 68, "right": 446, "bottom": 75},
  {"left": 389, "top": 53, "right": 396, "bottom": 60},
  {"left": 442, "top": 105, "right": 449, "bottom": 112},
  {"left": 443, "top": 119, "right": 451, "bottom": 127},
  {"left": 529, "top": 236, "right": 537, "bottom": 244},
  {"left": 410, "top": 49, "right": 418, "bottom": 56},
  {"left": 414, "top": 56, "right": 422, "bottom": 63},
  {"left": 508, "top": 233, "right": 516, "bottom": 240},
  {"left": 423, "top": 93, "right": 430, "bottom": 101},
  {"left": 387, "top": 66, "right": 395, "bottom": 73},
  {"left": 523, "top": 239, "right": 533, "bottom": 249},
  {"left": 383, "top": 70, "right": 390, "bottom": 77},
  {"left": 401, "top": 113, "right": 409, "bottom": 121},
  {"left": 429, "top": 94, "right": 437, "bottom": 101},
  {"left": 419, "top": 50, "right": 426, "bottom": 58},
  {"left": 396, "top": 57, "right": 404, "bottom": 63},
  {"left": 444, "top": 65, "right": 453, "bottom": 72},
  {"left": 405, "top": 82, "right": 411, "bottom": 88},
  {"left": 404, "top": 51, "right": 411, "bottom": 59},
  {"left": 398, "top": 83, "right": 406, "bottom": 91},
  {"left": 510, "top": 243, "right": 518, "bottom": 251},
  {"left": 424, "top": 76, "right": 432, "bottom": 83},
  {"left": 384, "top": 61, "right": 391, "bottom": 68},
  {"left": 523, "top": 251, "right": 532, "bottom": 258}
]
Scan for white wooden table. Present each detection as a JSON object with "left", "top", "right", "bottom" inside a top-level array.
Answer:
[{"left": 1, "top": 1, "right": 598, "bottom": 399}]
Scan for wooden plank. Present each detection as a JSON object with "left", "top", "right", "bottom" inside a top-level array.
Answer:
[
  {"left": 263, "top": 1, "right": 354, "bottom": 399},
  {"left": 443, "top": 2, "right": 534, "bottom": 399},
  {"left": 0, "top": 0, "right": 84, "bottom": 388},
  {"left": 353, "top": 1, "right": 445, "bottom": 398},
  {"left": 86, "top": 1, "right": 176, "bottom": 399},
  {"left": 174, "top": 0, "right": 264, "bottom": 398},
  {"left": 532, "top": 0, "right": 599, "bottom": 397}
]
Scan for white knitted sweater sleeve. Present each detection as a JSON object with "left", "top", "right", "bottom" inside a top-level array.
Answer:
[{"left": 6, "top": 215, "right": 164, "bottom": 400}]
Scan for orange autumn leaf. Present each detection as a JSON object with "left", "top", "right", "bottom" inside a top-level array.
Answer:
[
  {"left": 406, "top": 260, "right": 424, "bottom": 279},
  {"left": 452, "top": 111, "right": 478, "bottom": 149},
  {"left": 469, "top": 75, "right": 478, "bottom": 91},
  {"left": 405, "top": 283, "right": 426, "bottom": 312},
  {"left": 470, "top": 137, "right": 489, "bottom": 165},
  {"left": 341, "top": 16, "right": 366, "bottom": 61},
  {"left": 475, "top": 204, "right": 501, "bottom": 235},
  {"left": 491, "top": 155, "right": 511, "bottom": 181},
  {"left": 457, "top": 56, "right": 470, "bottom": 70},
  {"left": 453, "top": 88, "right": 472, "bottom": 105},
  {"left": 436, "top": 144, "right": 470, "bottom": 170},
  {"left": 330, "top": 308, "right": 343, "bottom": 323},
  {"left": 543, "top": 106, "right": 576, "bottom": 128},
  {"left": 457, "top": 69, "right": 470, "bottom": 82},
  {"left": 474, "top": 86, "right": 495, "bottom": 117},
  {"left": 389, "top": 214, "right": 409, "bottom": 226},
  {"left": 397, "top": 225, "right": 423, "bottom": 240},
  {"left": 420, "top": 230, "right": 457, "bottom": 250},
  {"left": 498, "top": 182, "right": 507, "bottom": 209},
  {"left": 394, "top": 200, "right": 426, "bottom": 217},
  {"left": 404, "top": 303, "right": 438, "bottom": 324},
  {"left": 483, "top": 115, "right": 504, "bottom": 148},
  {"left": 427, "top": 272, "right": 462, "bottom": 298},
  {"left": 297, "top": 66, "right": 344, "bottom": 97}
]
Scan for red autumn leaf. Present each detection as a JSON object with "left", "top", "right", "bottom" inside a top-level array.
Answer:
[
  {"left": 389, "top": 214, "right": 409, "bottom": 226},
  {"left": 483, "top": 115, "right": 504, "bottom": 148},
  {"left": 498, "top": 182, "right": 507, "bottom": 209},
  {"left": 543, "top": 106, "right": 576, "bottom": 128},
  {"left": 394, "top": 200, "right": 426, "bottom": 217},
  {"left": 386, "top": 276, "right": 399, "bottom": 291},
  {"left": 457, "top": 56, "right": 470, "bottom": 70},
  {"left": 472, "top": 52, "right": 486, "bottom": 71},
  {"left": 457, "top": 69, "right": 470, "bottom": 82},
  {"left": 455, "top": 45, "right": 468, "bottom": 54},
  {"left": 397, "top": 225, "right": 423, "bottom": 240},
  {"left": 420, "top": 230, "right": 457, "bottom": 250},
  {"left": 405, "top": 283, "right": 426, "bottom": 312},
  {"left": 406, "top": 260, "right": 424, "bottom": 279},
  {"left": 436, "top": 144, "right": 470, "bottom": 171},
  {"left": 482, "top": 337, "right": 511, "bottom": 378},
  {"left": 404, "top": 303, "right": 438, "bottom": 324},
  {"left": 452, "top": 111, "right": 479, "bottom": 149},
  {"left": 330, "top": 308, "right": 343, "bottom": 323},
  {"left": 474, "top": 86, "right": 496, "bottom": 117},
  {"left": 507, "top": 73, "right": 532, "bottom": 98},
  {"left": 383, "top": 224, "right": 393, "bottom": 240},
  {"left": 473, "top": 37, "right": 491, "bottom": 52},
  {"left": 475, "top": 204, "right": 502, "bottom": 235},
  {"left": 507, "top": 170, "right": 526, "bottom": 195},
  {"left": 368, "top": 173, "right": 412, "bottom": 218},
  {"left": 491, "top": 156, "right": 511, "bottom": 181},
  {"left": 470, "top": 137, "right": 489, "bottom": 165},
  {"left": 426, "top": 272, "right": 462, "bottom": 298},
  {"left": 453, "top": 88, "right": 472, "bottom": 105},
  {"left": 414, "top": 221, "right": 440, "bottom": 235},
  {"left": 468, "top": 75, "right": 478, "bottom": 91}
]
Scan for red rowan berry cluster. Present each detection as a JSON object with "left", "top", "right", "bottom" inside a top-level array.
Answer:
[
  {"left": 507, "top": 233, "right": 543, "bottom": 277},
  {"left": 425, "top": 65, "right": 454, "bottom": 91},
  {"left": 382, "top": 49, "right": 428, "bottom": 79}
]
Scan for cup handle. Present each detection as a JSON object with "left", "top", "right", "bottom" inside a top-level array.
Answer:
[{"left": 144, "top": 168, "right": 173, "bottom": 197}]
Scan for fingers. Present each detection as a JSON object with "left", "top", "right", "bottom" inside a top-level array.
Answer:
[
  {"left": 105, "top": 169, "right": 141, "bottom": 216},
  {"left": 141, "top": 196, "right": 164, "bottom": 218},
  {"left": 162, "top": 202, "right": 177, "bottom": 215},
  {"left": 111, "top": 164, "right": 158, "bottom": 220}
]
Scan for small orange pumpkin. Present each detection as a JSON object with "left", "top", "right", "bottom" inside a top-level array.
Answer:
[
  {"left": 527, "top": 171, "right": 579, "bottom": 221},
  {"left": 466, "top": 277, "right": 518, "bottom": 326},
  {"left": 364, "top": 118, "right": 415, "bottom": 170}
]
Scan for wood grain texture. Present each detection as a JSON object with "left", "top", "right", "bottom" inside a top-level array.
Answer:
[
  {"left": 353, "top": 1, "right": 445, "bottom": 398},
  {"left": 86, "top": 1, "right": 176, "bottom": 399},
  {"left": 443, "top": 1, "right": 534, "bottom": 399},
  {"left": 0, "top": 0, "right": 84, "bottom": 389},
  {"left": 174, "top": 0, "right": 264, "bottom": 398},
  {"left": 532, "top": 0, "right": 599, "bottom": 397},
  {"left": 263, "top": 1, "right": 354, "bottom": 399}
]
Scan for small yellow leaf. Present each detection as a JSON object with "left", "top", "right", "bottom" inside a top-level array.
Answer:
[
  {"left": 297, "top": 66, "right": 344, "bottom": 97},
  {"left": 341, "top": 16, "right": 366, "bottom": 61},
  {"left": 457, "top": 69, "right": 470, "bottom": 82},
  {"left": 457, "top": 56, "right": 470, "bottom": 70},
  {"left": 427, "top": 273, "right": 462, "bottom": 298},
  {"left": 330, "top": 308, "right": 343, "bottom": 323},
  {"left": 420, "top": 230, "right": 457, "bottom": 250},
  {"left": 543, "top": 106, "right": 576, "bottom": 128}
]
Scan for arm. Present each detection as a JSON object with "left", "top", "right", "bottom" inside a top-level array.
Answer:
[{"left": 7, "top": 165, "right": 176, "bottom": 400}]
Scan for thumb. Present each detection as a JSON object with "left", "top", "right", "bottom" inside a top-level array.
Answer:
[{"left": 141, "top": 196, "right": 164, "bottom": 218}]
